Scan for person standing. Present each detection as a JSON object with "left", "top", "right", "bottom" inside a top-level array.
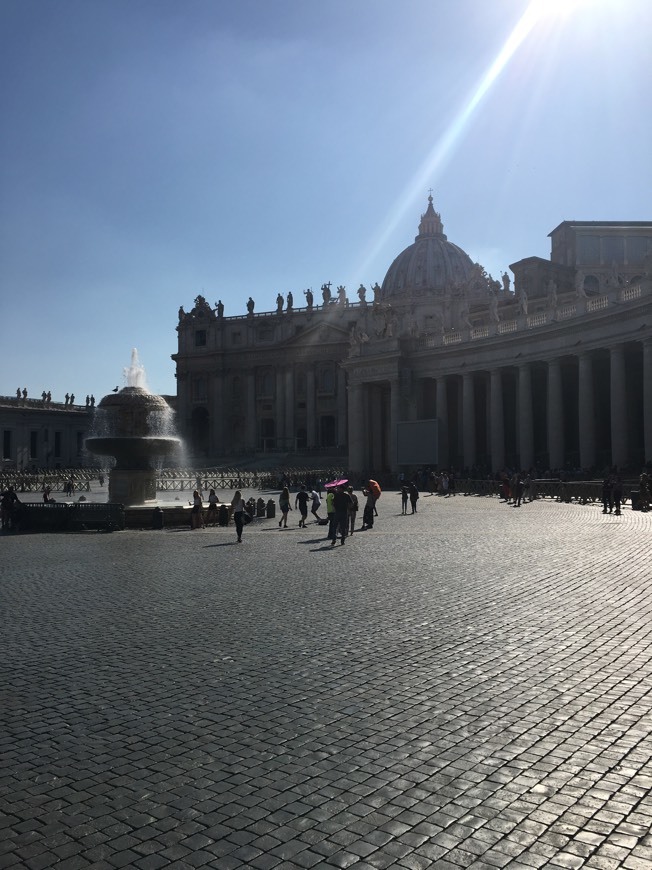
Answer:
[
  {"left": 232, "top": 490, "right": 246, "bottom": 542},
  {"left": 612, "top": 474, "right": 623, "bottom": 516},
  {"left": 207, "top": 488, "right": 220, "bottom": 526},
  {"left": 1, "top": 486, "right": 20, "bottom": 530},
  {"left": 295, "top": 485, "right": 309, "bottom": 527},
  {"left": 190, "top": 489, "right": 204, "bottom": 529},
  {"left": 400, "top": 485, "right": 409, "bottom": 515},
  {"left": 278, "top": 486, "right": 291, "bottom": 528},
  {"left": 409, "top": 482, "right": 419, "bottom": 514},
  {"left": 361, "top": 486, "right": 375, "bottom": 530}
]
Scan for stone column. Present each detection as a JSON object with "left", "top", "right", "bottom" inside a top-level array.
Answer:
[
  {"left": 436, "top": 376, "right": 448, "bottom": 468},
  {"left": 578, "top": 353, "right": 595, "bottom": 470},
  {"left": 610, "top": 344, "right": 627, "bottom": 468},
  {"left": 212, "top": 374, "right": 224, "bottom": 456},
  {"left": 348, "top": 382, "right": 365, "bottom": 473},
  {"left": 518, "top": 364, "right": 533, "bottom": 470},
  {"left": 370, "top": 385, "right": 383, "bottom": 470},
  {"left": 462, "top": 373, "right": 475, "bottom": 469},
  {"left": 246, "top": 372, "right": 256, "bottom": 451},
  {"left": 284, "top": 368, "right": 294, "bottom": 451},
  {"left": 275, "top": 370, "right": 285, "bottom": 449},
  {"left": 337, "top": 368, "right": 347, "bottom": 447},
  {"left": 306, "top": 366, "right": 316, "bottom": 449},
  {"left": 547, "top": 358, "right": 564, "bottom": 470},
  {"left": 390, "top": 377, "right": 401, "bottom": 473},
  {"left": 644, "top": 338, "right": 652, "bottom": 465},
  {"left": 490, "top": 368, "right": 504, "bottom": 473}
]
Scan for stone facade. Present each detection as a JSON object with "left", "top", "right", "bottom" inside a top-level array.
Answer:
[
  {"left": 0, "top": 396, "right": 93, "bottom": 470},
  {"left": 173, "top": 199, "right": 652, "bottom": 474}
]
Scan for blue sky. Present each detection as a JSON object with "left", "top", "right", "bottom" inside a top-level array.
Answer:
[{"left": 1, "top": 0, "right": 650, "bottom": 401}]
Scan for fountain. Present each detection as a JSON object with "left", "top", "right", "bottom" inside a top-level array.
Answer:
[{"left": 85, "top": 350, "right": 181, "bottom": 505}]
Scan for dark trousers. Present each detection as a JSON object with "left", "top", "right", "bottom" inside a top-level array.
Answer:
[{"left": 234, "top": 512, "right": 244, "bottom": 538}]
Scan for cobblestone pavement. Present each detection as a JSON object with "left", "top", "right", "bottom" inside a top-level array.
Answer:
[{"left": 1, "top": 495, "right": 651, "bottom": 870}]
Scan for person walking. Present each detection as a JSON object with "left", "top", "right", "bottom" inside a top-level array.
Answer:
[
  {"left": 232, "top": 490, "right": 246, "bottom": 542},
  {"left": 602, "top": 476, "right": 613, "bottom": 514},
  {"left": 326, "top": 487, "right": 336, "bottom": 542},
  {"left": 309, "top": 488, "right": 322, "bottom": 522},
  {"left": 278, "top": 486, "right": 291, "bottom": 528},
  {"left": 332, "top": 485, "right": 352, "bottom": 546},
  {"left": 295, "top": 485, "right": 309, "bottom": 527},
  {"left": 347, "top": 486, "right": 358, "bottom": 534}
]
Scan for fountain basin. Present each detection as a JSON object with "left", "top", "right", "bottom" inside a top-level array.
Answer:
[{"left": 85, "top": 381, "right": 181, "bottom": 506}]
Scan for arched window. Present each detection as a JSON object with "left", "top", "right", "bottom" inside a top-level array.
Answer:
[{"left": 584, "top": 274, "right": 600, "bottom": 296}]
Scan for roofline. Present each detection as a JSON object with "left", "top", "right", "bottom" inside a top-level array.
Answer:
[{"left": 548, "top": 221, "right": 652, "bottom": 236}]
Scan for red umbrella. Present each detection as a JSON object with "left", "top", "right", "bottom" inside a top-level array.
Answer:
[{"left": 325, "top": 478, "right": 349, "bottom": 488}]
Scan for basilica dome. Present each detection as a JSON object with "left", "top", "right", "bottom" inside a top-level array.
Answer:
[{"left": 380, "top": 195, "right": 476, "bottom": 301}]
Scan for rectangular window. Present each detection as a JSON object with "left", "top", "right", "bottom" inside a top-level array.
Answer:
[
  {"left": 54, "top": 432, "right": 62, "bottom": 457},
  {"left": 231, "top": 331, "right": 242, "bottom": 345},
  {"left": 30, "top": 431, "right": 38, "bottom": 459},
  {"left": 626, "top": 236, "right": 649, "bottom": 266},
  {"left": 602, "top": 236, "right": 624, "bottom": 266},
  {"left": 577, "top": 235, "right": 600, "bottom": 265},
  {"left": 195, "top": 329, "right": 207, "bottom": 347},
  {"left": 77, "top": 432, "right": 84, "bottom": 455},
  {"left": 3, "top": 430, "right": 11, "bottom": 460}
]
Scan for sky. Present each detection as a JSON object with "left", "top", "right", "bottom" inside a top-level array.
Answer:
[{"left": 1, "top": 0, "right": 650, "bottom": 401}]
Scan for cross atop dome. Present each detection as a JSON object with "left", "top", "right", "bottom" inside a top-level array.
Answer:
[{"left": 417, "top": 192, "right": 446, "bottom": 240}]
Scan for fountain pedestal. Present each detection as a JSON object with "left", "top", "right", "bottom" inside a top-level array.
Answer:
[{"left": 108, "top": 469, "right": 157, "bottom": 505}]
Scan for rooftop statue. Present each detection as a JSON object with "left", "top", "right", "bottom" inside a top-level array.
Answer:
[
  {"left": 304, "top": 288, "right": 314, "bottom": 309},
  {"left": 247, "top": 296, "right": 255, "bottom": 314}
]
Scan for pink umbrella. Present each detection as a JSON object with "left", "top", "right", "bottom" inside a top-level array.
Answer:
[{"left": 324, "top": 478, "right": 349, "bottom": 488}]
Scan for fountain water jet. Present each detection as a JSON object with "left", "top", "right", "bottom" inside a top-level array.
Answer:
[{"left": 85, "top": 350, "right": 181, "bottom": 505}]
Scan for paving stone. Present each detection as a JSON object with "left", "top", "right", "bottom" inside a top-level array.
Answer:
[{"left": 1, "top": 499, "right": 651, "bottom": 870}]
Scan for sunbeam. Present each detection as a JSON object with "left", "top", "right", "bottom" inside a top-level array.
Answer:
[{"left": 354, "top": 0, "right": 564, "bottom": 282}]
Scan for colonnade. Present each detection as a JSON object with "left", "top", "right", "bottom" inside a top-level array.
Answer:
[{"left": 347, "top": 338, "right": 651, "bottom": 474}]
